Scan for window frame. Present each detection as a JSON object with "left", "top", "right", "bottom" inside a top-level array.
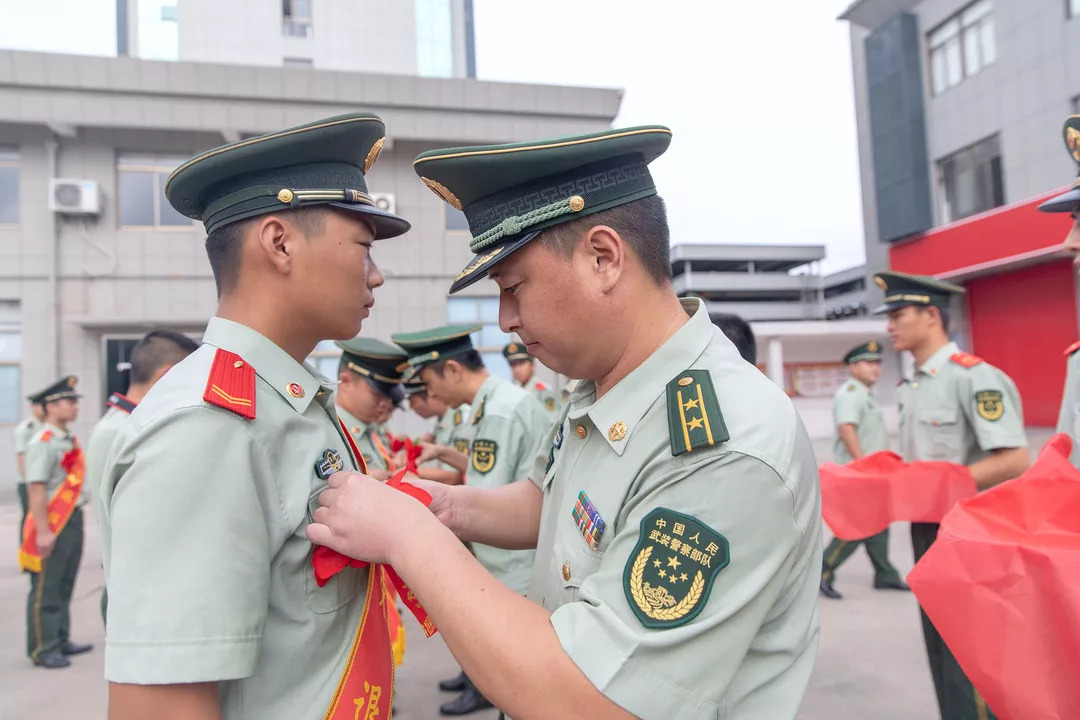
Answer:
[
  {"left": 1068, "top": 0, "right": 1080, "bottom": 19},
  {"left": 116, "top": 154, "right": 194, "bottom": 230},
  {"left": 937, "top": 134, "right": 1004, "bottom": 223},
  {"left": 283, "top": 0, "right": 313, "bottom": 37},
  {"left": 928, "top": 0, "right": 996, "bottom": 96},
  {"left": 0, "top": 322, "right": 21, "bottom": 425},
  {"left": 0, "top": 147, "right": 20, "bottom": 226}
]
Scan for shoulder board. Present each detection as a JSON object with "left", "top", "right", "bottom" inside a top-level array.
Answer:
[
  {"left": 845, "top": 383, "right": 857, "bottom": 392},
  {"left": 36, "top": 429, "right": 53, "bottom": 443},
  {"left": 453, "top": 409, "right": 462, "bottom": 426},
  {"left": 666, "top": 370, "right": 729, "bottom": 457},
  {"left": 1065, "top": 340, "right": 1080, "bottom": 356},
  {"left": 471, "top": 398, "right": 485, "bottom": 425},
  {"left": 950, "top": 352, "right": 984, "bottom": 369},
  {"left": 203, "top": 349, "right": 256, "bottom": 419},
  {"left": 535, "top": 381, "right": 547, "bottom": 391},
  {"left": 107, "top": 393, "right": 137, "bottom": 415}
]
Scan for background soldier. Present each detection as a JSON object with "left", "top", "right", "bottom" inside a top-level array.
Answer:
[
  {"left": 21, "top": 375, "right": 92, "bottom": 669},
  {"left": 403, "top": 372, "right": 470, "bottom": 485},
  {"left": 503, "top": 342, "right": 561, "bottom": 421},
  {"left": 711, "top": 312, "right": 757, "bottom": 365},
  {"left": 334, "top": 336, "right": 407, "bottom": 479},
  {"left": 876, "top": 269, "right": 1030, "bottom": 720},
  {"left": 13, "top": 390, "right": 46, "bottom": 544},
  {"left": 820, "top": 341, "right": 907, "bottom": 599}
]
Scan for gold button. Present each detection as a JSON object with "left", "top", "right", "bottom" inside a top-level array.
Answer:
[
  {"left": 678, "top": 376, "right": 693, "bottom": 387},
  {"left": 233, "top": 360, "right": 243, "bottom": 369},
  {"left": 562, "top": 564, "right": 571, "bottom": 581},
  {"left": 277, "top": 188, "right": 294, "bottom": 203},
  {"left": 608, "top": 421, "right": 627, "bottom": 442},
  {"left": 576, "top": 425, "right": 587, "bottom": 439},
  {"left": 568, "top": 195, "right": 585, "bottom": 212},
  {"left": 912, "top": 382, "right": 919, "bottom": 389}
]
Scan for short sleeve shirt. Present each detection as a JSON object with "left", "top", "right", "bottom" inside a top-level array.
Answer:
[
  {"left": 1057, "top": 348, "right": 1080, "bottom": 467},
  {"left": 338, "top": 406, "right": 391, "bottom": 471},
  {"left": 898, "top": 342, "right": 1027, "bottom": 465},
  {"left": 25, "top": 423, "right": 81, "bottom": 504},
  {"left": 524, "top": 375, "right": 563, "bottom": 423},
  {"left": 526, "top": 299, "right": 821, "bottom": 720},
  {"left": 13, "top": 416, "right": 40, "bottom": 483},
  {"left": 99, "top": 317, "right": 373, "bottom": 720},
  {"left": 831, "top": 378, "right": 888, "bottom": 464},
  {"left": 466, "top": 375, "right": 549, "bottom": 593},
  {"left": 87, "top": 406, "right": 132, "bottom": 506}
]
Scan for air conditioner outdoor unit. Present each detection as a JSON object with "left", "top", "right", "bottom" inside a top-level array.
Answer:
[
  {"left": 372, "top": 192, "right": 396, "bottom": 215},
  {"left": 49, "top": 179, "right": 102, "bottom": 215}
]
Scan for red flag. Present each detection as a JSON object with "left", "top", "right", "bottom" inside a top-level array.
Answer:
[
  {"left": 819, "top": 451, "right": 976, "bottom": 540},
  {"left": 907, "top": 434, "right": 1080, "bottom": 720}
]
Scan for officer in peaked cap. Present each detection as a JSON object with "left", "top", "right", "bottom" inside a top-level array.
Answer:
[
  {"left": 1039, "top": 115, "right": 1080, "bottom": 467},
  {"left": 98, "top": 113, "right": 411, "bottom": 719},
  {"left": 820, "top": 340, "right": 908, "bottom": 600},
  {"left": 309, "top": 126, "right": 822, "bottom": 719},
  {"left": 503, "top": 342, "right": 562, "bottom": 421},
  {"left": 874, "top": 269, "right": 1029, "bottom": 720},
  {"left": 334, "top": 336, "right": 408, "bottom": 477}
]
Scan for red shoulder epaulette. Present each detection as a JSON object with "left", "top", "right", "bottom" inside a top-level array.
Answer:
[
  {"left": 38, "top": 429, "right": 53, "bottom": 442},
  {"left": 950, "top": 352, "right": 984, "bottom": 368},
  {"left": 1065, "top": 340, "right": 1080, "bottom": 356},
  {"left": 535, "top": 382, "right": 547, "bottom": 391},
  {"left": 203, "top": 349, "right": 255, "bottom": 419}
]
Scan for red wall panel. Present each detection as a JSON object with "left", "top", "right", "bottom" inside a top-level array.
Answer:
[{"left": 966, "top": 260, "right": 1076, "bottom": 426}]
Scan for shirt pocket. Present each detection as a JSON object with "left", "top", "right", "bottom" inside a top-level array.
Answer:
[
  {"left": 551, "top": 534, "right": 605, "bottom": 606},
  {"left": 303, "top": 486, "right": 365, "bottom": 614},
  {"left": 916, "top": 406, "right": 963, "bottom": 460}
]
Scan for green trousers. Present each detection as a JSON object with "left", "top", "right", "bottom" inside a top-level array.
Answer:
[
  {"left": 820, "top": 528, "right": 902, "bottom": 585},
  {"left": 17, "top": 482, "right": 29, "bottom": 546},
  {"left": 27, "top": 508, "right": 84, "bottom": 660},
  {"left": 911, "top": 523, "right": 997, "bottom": 720}
]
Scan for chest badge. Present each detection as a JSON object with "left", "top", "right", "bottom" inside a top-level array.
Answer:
[
  {"left": 471, "top": 439, "right": 497, "bottom": 474},
  {"left": 314, "top": 448, "right": 344, "bottom": 480},
  {"left": 623, "top": 507, "right": 728, "bottom": 629},
  {"left": 572, "top": 490, "right": 606, "bottom": 550}
]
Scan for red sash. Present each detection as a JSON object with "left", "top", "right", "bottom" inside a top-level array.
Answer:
[
  {"left": 371, "top": 432, "right": 396, "bottom": 472},
  {"left": 18, "top": 443, "right": 84, "bottom": 573}
]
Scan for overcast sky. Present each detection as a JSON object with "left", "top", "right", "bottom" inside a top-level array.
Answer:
[{"left": 0, "top": 0, "right": 865, "bottom": 273}]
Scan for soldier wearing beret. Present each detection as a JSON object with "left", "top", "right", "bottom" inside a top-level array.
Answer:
[
  {"left": 503, "top": 341, "right": 561, "bottom": 421},
  {"left": 875, "top": 269, "right": 1030, "bottom": 720},
  {"left": 334, "top": 336, "right": 407, "bottom": 479},
  {"left": 310, "top": 126, "right": 822, "bottom": 719},
  {"left": 1038, "top": 116, "right": 1080, "bottom": 468},
  {"left": 819, "top": 340, "right": 907, "bottom": 600},
  {"left": 98, "top": 113, "right": 410, "bottom": 719}
]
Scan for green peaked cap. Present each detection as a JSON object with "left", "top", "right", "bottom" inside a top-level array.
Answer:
[
  {"left": 335, "top": 336, "right": 408, "bottom": 403},
  {"left": 872, "top": 270, "right": 964, "bottom": 314},
  {"left": 38, "top": 375, "right": 81, "bottom": 403},
  {"left": 1039, "top": 115, "right": 1080, "bottom": 213},
  {"left": 392, "top": 324, "right": 480, "bottom": 371},
  {"left": 165, "top": 113, "right": 411, "bottom": 238},
  {"left": 413, "top": 125, "right": 672, "bottom": 293},
  {"left": 843, "top": 340, "right": 883, "bottom": 364}
]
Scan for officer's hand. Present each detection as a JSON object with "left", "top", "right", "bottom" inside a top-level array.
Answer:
[
  {"left": 36, "top": 529, "right": 56, "bottom": 559},
  {"left": 419, "top": 432, "right": 435, "bottom": 444},
  {"left": 399, "top": 476, "right": 461, "bottom": 534},
  {"left": 307, "top": 471, "right": 428, "bottom": 565},
  {"left": 368, "top": 468, "right": 392, "bottom": 482},
  {"left": 417, "top": 441, "right": 442, "bottom": 464}
]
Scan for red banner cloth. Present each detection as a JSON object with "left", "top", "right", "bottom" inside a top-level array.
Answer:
[
  {"left": 819, "top": 451, "right": 977, "bottom": 540},
  {"left": 907, "top": 434, "right": 1080, "bottom": 720}
]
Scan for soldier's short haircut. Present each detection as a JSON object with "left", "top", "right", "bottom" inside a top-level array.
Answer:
[
  {"left": 204, "top": 207, "right": 329, "bottom": 297},
  {"left": 130, "top": 330, "right": 200, "bottom": 384},
  {"left": 711, "top": 313, "right": 757, "bottom": 365},
  {"left": 427, "top": 350, "right": 485, "bottom": 376},
  {"left": 539, "top": 194, "right": 672, "bottom": 285}
]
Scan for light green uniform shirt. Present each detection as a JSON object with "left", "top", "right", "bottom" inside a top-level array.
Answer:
[
  {"left": 13, "top": 416, "right": 40, "bottom": 483},
  {"left": 898, "top": 342, "right": 1027, "bottom": 465},
  {"left": 433, "top": 404, "right": 471, "bottom": 473},
  {"left": 88, "top": 406, "right": 132, "bottom": 506},
  {"left": 467, "top": 375, "right": 548, "bottom": 593},
  {"left": 26, "top": 422, "right": 83, "bottom": 505},
  {"left": 100, "top": 317, "right": 373, "bottom": 719},
  {"left": 338, "top": 405, "right": 390, "bottom": 472},
  {"left": 832, "top": 378, "right": 888, "bottom": 464},
  {"left": 526, "top": 299, "right": 821, "bottom": 720},
  {"left": 523, "top": 375, "right": 562, "bottom": 423},
  {"left": 1057, "top": 348, "right": 1080, "bottom": 467}
]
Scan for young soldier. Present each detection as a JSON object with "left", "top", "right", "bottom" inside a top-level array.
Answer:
[
  {"left": 334, "top": 336, "right": 407, "bottom": 479},
  {"left": 403, "top": 372, "right": 470, "bottom": 486},
  {"left": 504, "top": 341, "right": 561, "bottom": 420},
  {"left": 819, "top": 341, "right": 907, "bottom": 599},
  {"left": 310, "top": 126, "right": 822, "bottom": 719},
  {"left": 13, "top": 391, "right": 46, "bottom": 543},
  {"left": 1038, "top": 116, "right": 1080, "bottom": 467},
  {"left": 20, "top": 375, "right": 92, "bottom": 669},
  {"left": 98, "top": 113, "right": 410, "bottom": 720},
  {"left": 392, "top": 325, "right": 549, "bottom": 716},
  {"left": 876, "top": 270, "right": 1030, "bottom": 720}
]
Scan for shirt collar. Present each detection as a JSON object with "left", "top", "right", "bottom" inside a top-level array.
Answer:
[
  {"left": 572, "top": 298, "right": 715, "bottom": 456},
  {"left": 469, "top": 374, "right": 501, "bottom": 421},
  {"left": 917, "top": 341, "right": 959, "bottom": 377},
  {"left": 336, "top": 404, "right": 377, "bottom": 435},
  {"left": 202, "top": 317, "right": 331, "bottom": 414},
  {"left": 43, "top": 422, "right": 69, "bottom": 439}
]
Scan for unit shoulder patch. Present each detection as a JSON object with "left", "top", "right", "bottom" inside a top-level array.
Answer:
[
  {"left": 949, "top": 352, "right": 984, "bottom": 369},
  {"left": 1065, "top": 340, "right": 1080, "bottom": 357},
  {"left": 623, "top": 507, "right": 728, "bottom": 629},
  {"left": 471, "top": 438, "right": 497, "bottom": 474},
  {"left": 203, "top": 349, "right": 256, "bottom": 419},
  {"left": 453, "top": 438, "right": 470, "bottom": 454},
  {"left": 975, "top": 389, "right": 1004, "bottom": 422},
  {"left": 665, "top": 370, "right": 729, "bottom": 457}
]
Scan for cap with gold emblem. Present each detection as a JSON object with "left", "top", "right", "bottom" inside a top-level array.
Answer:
[
  {"left": 503, "top": 342, "right": 532, "bottom": 363},
  {"left": 38, "top": 375, "right": 81, "bottom": 403},
  {"left": 1038, "top": 115, "right": 1080, "bottom": 213},
  {"left": 336, "top": 337, "right": 408, "bottom": 404},
  {"left": 392, "top": 324, "right": 480, "bottom": 372},
  {"left": 413, "top": 125, "right": 673, "bottom": 293},
  {"left": 872, "top": 270, "right": 964, "bottom": 314},
  {"left": 843, "top": 341, "right": 883, "bottom": 364},
  {"left": 164, "top": 113, "right": 410, "bottom": 238}
]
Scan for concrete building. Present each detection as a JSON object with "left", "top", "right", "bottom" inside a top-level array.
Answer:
[
  {"left": 119, "top": 0, "right": 478, "bottom": 78},
  {"left": 0, "top": 48, "right": 619, "bottom": 483},
  {"left": 841, "top": 0, "right": 1080, "bottom": 426}
]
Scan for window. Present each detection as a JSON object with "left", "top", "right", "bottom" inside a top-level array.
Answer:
[
  {"left": 1069, "top": 0, "right": 1080, "bottom": 18},
  {"left": 118, "top": 155, "right": 191, "bottom": 228},
  {"left": 938, "top": 135, "right": 1004, "bottom": 222},
  {"left": 283, "top": 0, "right": 312, "bottom": 37},
  {"left": 307, "top": 339, "right": 342, "bottom": 380},
  {"left": 0, "top": 148, "right": 19, "bottom": 224},
  {"left": 445, "top": 205, "right": 469, "bottom": 232},
  {"left": 0, "top": 307, "right": 20, "bottom": 423},
  {"left": 283, "top": 57, "right": 313, "bottom": 68},
  {"left": 137, "top": 0, "right": 179, "bottom": 61},
  {"left": 446, "top": 297, "right": 511, "bottom": 380},
  {"left": 929, "top": 0, "right": 995, "bottom": 95},
  {"left": 415, "top": 0, "right": 454, "bottom": 78}
]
